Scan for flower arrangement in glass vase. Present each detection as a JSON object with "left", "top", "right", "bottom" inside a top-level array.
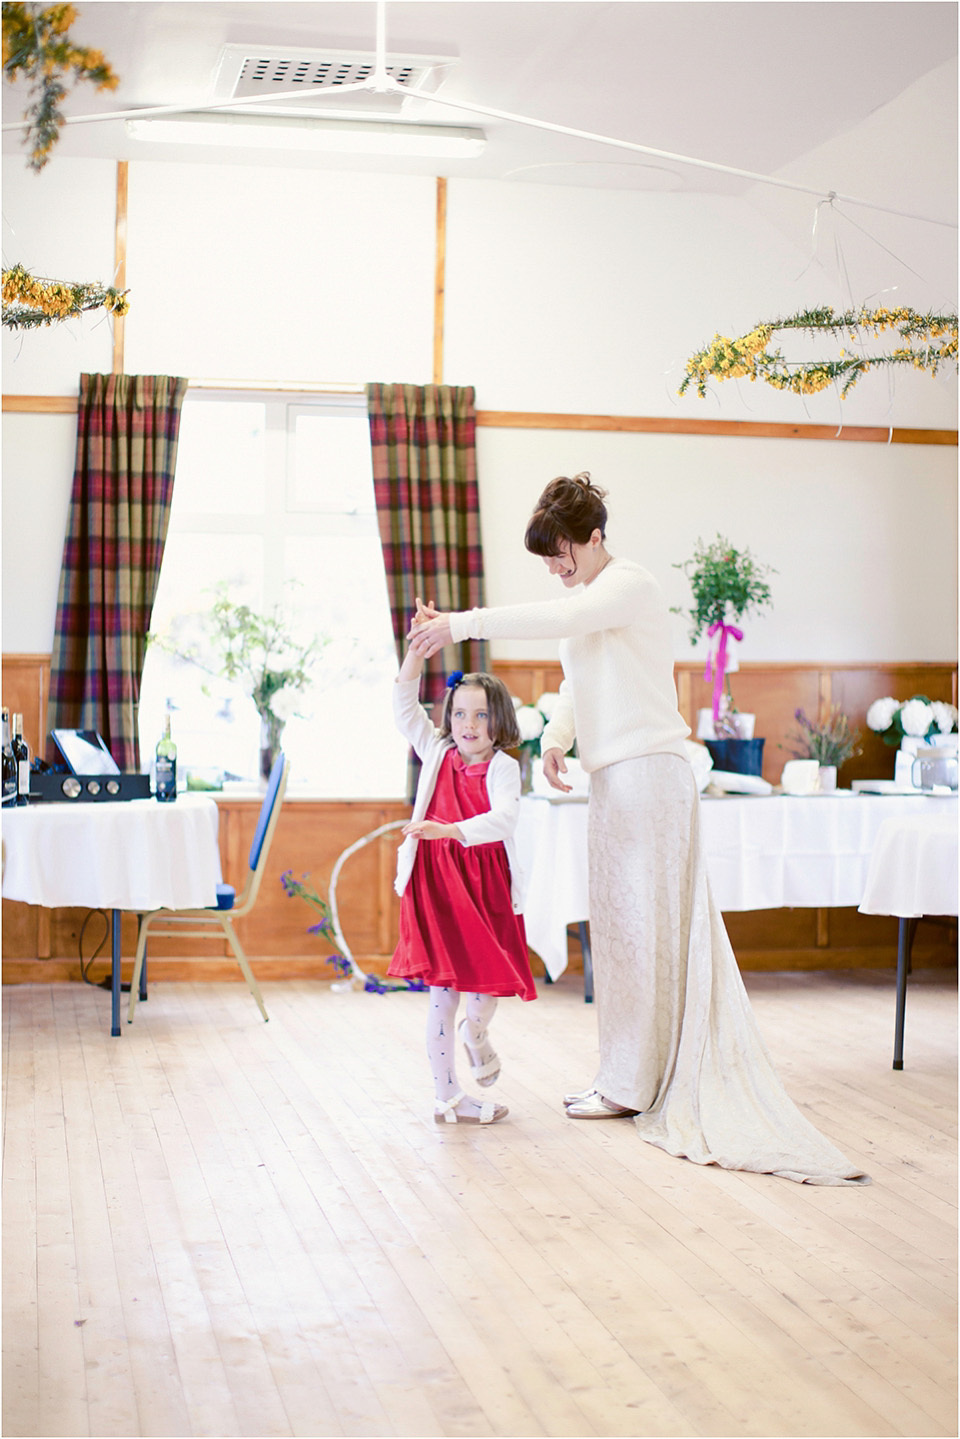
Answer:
[
  {"left": 151, "top": 582, "right": 323, "bottom": 782},
  {"left": 512, "top": 691, "right": 562, "bottom": 792},
  {"left": 207, "top": 587, "right": 323, "bottom": 780},
  {"left": 785, "top": 706, "right": 862, "bottom": 791}
]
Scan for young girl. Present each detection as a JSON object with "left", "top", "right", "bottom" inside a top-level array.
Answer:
[{"left": 389, "top": 639, "right": 536, "bottom": 1125}]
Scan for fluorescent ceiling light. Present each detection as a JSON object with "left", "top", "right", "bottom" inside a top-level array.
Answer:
[{"left": 126, "top": 112, "right": 486, "bottom": 158}]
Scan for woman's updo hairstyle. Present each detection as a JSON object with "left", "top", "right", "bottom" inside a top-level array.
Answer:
[{"left": 524, "top": 472, "right": 609, "bottom": 557}]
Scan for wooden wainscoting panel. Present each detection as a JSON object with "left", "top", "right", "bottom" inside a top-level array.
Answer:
[
  {"left": 2, "top": 900, "right": 39, "bottom": 960},
  {"left": 3, "top": 654, "right": 956, "bottom": 984},
  {"left": 222, "top": 799, "right": 409, "bottom": 962},
  {"left": 494, "top": 660, "right": 958, "bottom": 786},
  {"left": 493, "top": 660, "right": 564, "bottom": 705},
  {"left": 1, "top": 655, "right": 49, "bottom": 755}
]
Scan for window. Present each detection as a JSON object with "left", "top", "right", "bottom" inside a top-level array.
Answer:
[{"left": 139, "top": 391, "right": 407, "bottom": 797}]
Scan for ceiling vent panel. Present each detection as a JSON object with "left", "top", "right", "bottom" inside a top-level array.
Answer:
[{"left": 213, "top": 44, "right": 456, "bottom": 116}]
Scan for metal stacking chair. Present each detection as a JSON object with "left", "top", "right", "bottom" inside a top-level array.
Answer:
[{"left": 127, "top": 753, "right": 289, "bottom": 1024}]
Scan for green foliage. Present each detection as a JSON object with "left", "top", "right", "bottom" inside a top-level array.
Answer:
[
  {"left": 206, "top": 587, "right": 317, "bottom": 717},
  {"left": 672, "top": 534, "right": 775, "bottom": 645},
  {"left": 150, "top": 582, "right": 324, "bottom": 726}
]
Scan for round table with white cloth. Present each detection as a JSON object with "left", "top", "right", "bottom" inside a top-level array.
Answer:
[
  {"left": 857, "top": 805, "right": 958, "bottom": 1069},
  {"left": 2, "top": 794, "right": 223, "bottom": 1035},
  {"left": 2, "top": 794, "right": 223, "bottom": 911},
  {"left": 858, "top": 810, "right": 959, "bottom": 920}
]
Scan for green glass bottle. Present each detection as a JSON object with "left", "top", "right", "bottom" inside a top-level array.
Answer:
[{"left": 155, "top": 713, "right": 177, "bottom": 802}]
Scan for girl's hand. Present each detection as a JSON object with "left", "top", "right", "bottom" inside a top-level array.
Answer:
[
  {"left": 410, "top": 596, "right": 435, "bottom": 630},
  {"left": 402, "top": 819, "right": 462, "bottom": 841},
  {"left": 541, "top": 747, "right": 573, "bottom": 793}
]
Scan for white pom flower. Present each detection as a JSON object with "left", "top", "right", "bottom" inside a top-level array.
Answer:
[
  {"left": 269, "top": 688, "right": 303, "bottom": 723},
  {"left": 899, "top": 698, "right": 933, "bottom": 738},
  {"left": 931, "top": 701, "right": 958, "bottom": 734},
  {"left": 535, "top": 691, "right": 562, "bottom": 721},
  {"left": 516, "top": 704, "right": 546, "bottom": 742},
  {"left": 866, "top": 697, "right": 900, "bottom": 732}
]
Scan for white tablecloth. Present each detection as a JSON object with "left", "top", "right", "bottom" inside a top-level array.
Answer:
[
  {"left": 1, "top": 794, "right": 223, "bottom": 911},
  {"left": 516, "top": 791, "right": 958, "bottom": 979},
  {"left": 859, "top": 812, "right": 959, "bottom": 918}
]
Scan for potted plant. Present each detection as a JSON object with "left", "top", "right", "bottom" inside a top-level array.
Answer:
[
  {"left": 784, "top": 706, "right": 862, "bottom": 791},
  {"left": 672, "top": 534, "right": 775, "bottom": 775}
]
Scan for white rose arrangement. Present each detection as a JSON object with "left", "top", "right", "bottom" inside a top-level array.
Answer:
[
  {"left": 867, "top": 694, "right": 958, "bottom": 747},
  {"left": 513, "top": 692, "right": 562, "bottom": 753}
]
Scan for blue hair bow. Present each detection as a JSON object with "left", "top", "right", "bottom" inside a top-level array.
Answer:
[{"left": 446, "top": 670, "right": 464, "bottom": 689}]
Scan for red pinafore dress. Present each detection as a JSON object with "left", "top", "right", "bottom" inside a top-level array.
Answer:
[{"left": 389, "top": 749, "right": 536, "bottom": 1000}]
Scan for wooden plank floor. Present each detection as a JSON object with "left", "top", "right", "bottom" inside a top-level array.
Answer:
[{"left": 3, "top": 967, "right": 956, "bottom": 1439}]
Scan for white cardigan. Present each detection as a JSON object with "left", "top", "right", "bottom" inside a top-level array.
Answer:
[{"left": 393, "top": 676, "right": 526, "bottom": 913}]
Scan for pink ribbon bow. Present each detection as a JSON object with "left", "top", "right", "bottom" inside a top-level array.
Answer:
[{"left": 704, "top": 620, "right": 743, "bottom": 727}]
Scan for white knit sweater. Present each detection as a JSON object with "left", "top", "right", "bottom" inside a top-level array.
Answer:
[{"left": 448, "top": 557, "right": 690, "bottom": 773}]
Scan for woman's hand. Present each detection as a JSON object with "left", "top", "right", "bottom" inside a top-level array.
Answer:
[
  {"left": 402, "top": 819, "right": 462, "bottom": 841},
  {"left": 407, "top": 609, "right": 453, "bottom": 657},
  {"left": 541, "top": 747, "right": 573, "bottom": 793}
]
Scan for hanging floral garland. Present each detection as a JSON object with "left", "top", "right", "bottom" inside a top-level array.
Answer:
[
  {"left": 679, "top": 305, "right": 958, "bottom": 399},
  {"left": 2, "top": 2, "right": 119, "bottom": 171},
  {"left": 2, "top": 262, "right": 129, "bottom": 329}
]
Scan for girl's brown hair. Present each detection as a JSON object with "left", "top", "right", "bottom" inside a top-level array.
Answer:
[
  {"left": 524, "top": 471, "right": 608, "bottom": 556},
  {"left": 439, "top": 673, "right": 521, "bottom": 751}
]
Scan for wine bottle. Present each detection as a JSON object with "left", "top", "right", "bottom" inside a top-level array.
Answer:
[
  {"left": 155, "top": 713, "right": 177, "bottom": 802},
  {"left": 1, "top": 709, "right": 17, "bottom": 806},
  {"left": 11, "top": 714, "right": 29, "bottom": 804}
]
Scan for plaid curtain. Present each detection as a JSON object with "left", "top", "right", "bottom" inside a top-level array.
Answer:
[
  {"left": 48, "top": 373, "right": 188, "bottom": 771},
  {"left": 367, "top": 383, "right": 487, "bottom": 719}
]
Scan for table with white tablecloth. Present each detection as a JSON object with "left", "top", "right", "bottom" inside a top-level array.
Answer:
[
  {"left": 516, "top": 790, "right": 958, "bottom": 982},
  {"left": 2, "top": 795, "right": 223, "bottom": 1034},
  {"left": 859, "top": 810, "right": 959, "bottom": 1067}
]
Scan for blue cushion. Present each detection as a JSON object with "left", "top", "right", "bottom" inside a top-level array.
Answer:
[
  {"left": 248, "top": 752, "right": 286, "bottom": 871},
  {"left": 215, "top": 883, "right": 236, "bottom": 911}
]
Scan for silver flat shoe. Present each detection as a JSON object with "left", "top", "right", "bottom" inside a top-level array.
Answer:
[
  {"left": 565, "top": 1093, "right": 640, "bottom": 1119},
  {"left": 563, "top": 1086, "right": 600, "bottom": 1106}
]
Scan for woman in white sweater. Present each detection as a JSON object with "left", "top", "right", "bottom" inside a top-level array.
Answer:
[{"left": 409, "top": 474, "right": 868, "bottom": 1185}]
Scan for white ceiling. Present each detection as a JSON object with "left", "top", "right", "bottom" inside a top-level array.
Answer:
[{"left": 2, "top": 1, "right": 957, "bottom": 199}]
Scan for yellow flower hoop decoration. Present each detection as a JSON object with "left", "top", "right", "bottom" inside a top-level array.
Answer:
[
  {"left": 680, "top": 306, "right": 958, "bottom": 399},
  {"left": 2, "top": 263, "right": 129, "bottom": 329}
]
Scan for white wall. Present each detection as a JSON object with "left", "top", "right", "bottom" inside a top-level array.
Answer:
[
  {"left": 1, "top": 414, "right": 77, "bottom": 652},
  {"left": 122, "top": 164, "right": 438, "bottom": 382},
  {"left": 1, "top": 159, "right": 117, "bottom": 392},
  {"left": 475, "top": 425, "right": 957, "bottom": 663},
  {"left": 2, "top": 72, "right": 956, "bottom": 666},
  {"left": 444, "top": 177, "right": 957, "bottom": 428}
]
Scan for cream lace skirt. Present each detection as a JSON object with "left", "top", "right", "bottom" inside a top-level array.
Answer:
[{"left": 587, "top": 754, "right": 869, "bottom": 1185}]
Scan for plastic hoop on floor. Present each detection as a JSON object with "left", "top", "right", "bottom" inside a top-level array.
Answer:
[{"left": 326, "top": 819, "right": 409, "bottom": 990}]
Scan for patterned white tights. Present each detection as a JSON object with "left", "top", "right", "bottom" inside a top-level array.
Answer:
[{"left": 426, "top": 987, "right": 498, "bottom": 1100}]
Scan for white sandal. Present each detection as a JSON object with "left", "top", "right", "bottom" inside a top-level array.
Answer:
[
  {"left": 458, "top": 1019, "right": 501, "bottom": 1087},
  {"left": 434, "top": 1091, "right": 508, "bottom": 1125}
]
